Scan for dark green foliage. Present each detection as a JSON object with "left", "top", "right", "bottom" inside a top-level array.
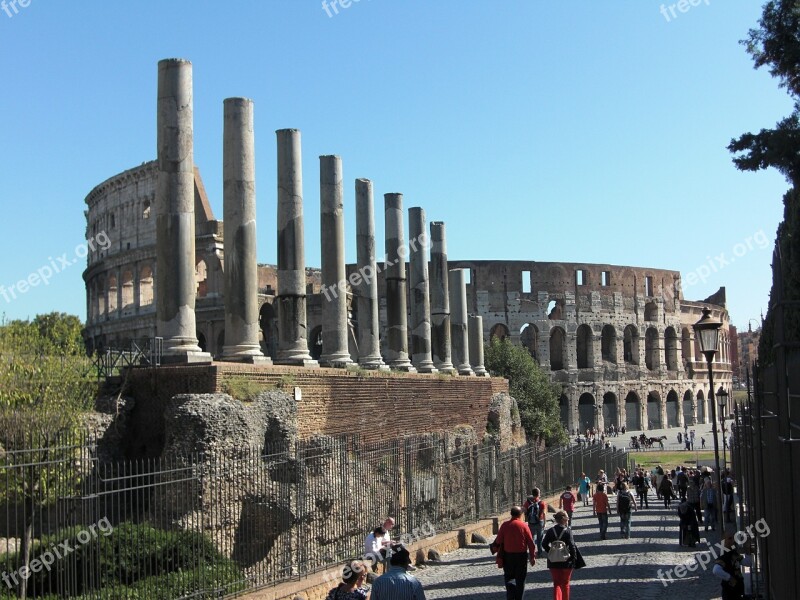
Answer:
[{"left": 484, "top": 338, "right": 568, "bottom": 445}]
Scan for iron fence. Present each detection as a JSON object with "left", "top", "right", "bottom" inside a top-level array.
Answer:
[{"left": 0, "top": 430, "right": 631, "bottom": 599}]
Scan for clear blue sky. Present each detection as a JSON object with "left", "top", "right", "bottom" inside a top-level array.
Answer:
[{"left": 0, "top": 1, "right": 789, "bottom": 332}]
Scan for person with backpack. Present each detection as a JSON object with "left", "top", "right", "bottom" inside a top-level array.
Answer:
[
  {"left": 542, "top": 510, "right": 577, "bottom": 600},
  {"left": 493, "top": 506, "right": 537, "bottom": 600},
  {"left": 523, "top": 488, "right": 547, "bottom": 558},
  {"left": 676, "top": 467, "right": 689, "bottom": 501},
  {"left": 558, "top": 486, "right": 576, "bottom": 526},
  {"left": 592, "top": 482, "right": 610, "bottom": 540},
  {"left": 616, "top": 482, "right": 637, "bottom": 538}
]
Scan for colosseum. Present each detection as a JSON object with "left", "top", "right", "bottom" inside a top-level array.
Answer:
[{"left": 83, "top": 161, "right": 733, "bottom": 434}]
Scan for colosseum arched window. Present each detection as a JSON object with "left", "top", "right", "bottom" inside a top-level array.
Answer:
[
  {"left": 666, "top": 390, "right": 680, "bottom": 427},
  {"left": 578, "top": 393, "right": 595, "bottom": 430},
  {"left": 196, "top": 259, "right": 208, "bottom": 298},
  {"left": 601, "top": 325, "right": 617, "bottom": 363},
  {"left": 602, "top": 392, "right": 618, "bottom": 427},
  {"left": 121, "top": 270, "right": 134, "bottom": 315},
  {"left": 139, "top": 265, "right": 154, "bottom": 307},
  {"left": 576, "top": 324, "right": 594, "bottom": 369},
  {"left": 697, "top": 390, "right": 706, "bottom": 423},
  {"left": 520, "top": 323, "right": 539, "bottom": 362},
  {"left": 549, "top": 327, "right": 567, "bottom": 371},
  {"left": 623, "top": 325, "right": 639, "bottom": 365},
  {"left": 681, "top": 327, "right": 692, "bottom": 363},
  {"left": 142, "top": 200, "right": 151, "bottom": 219},
  {"left": 683, "top": 390, "right": 694, "bottom": 425},
  {"left": 644, "top": 301, "right": 658, "bottom": 321},
  {"left": 107, "top": 274, "right": 118, "bottom": 314},
  {"left": 624, "top": 391, "right": 641, "bottom": 430},
  {"left": 646, "top": 391, "right": 662, "bottom": 429},
  {"left": 645, "top": 327, "right": 659, "bottom": 371},
  {"left": 490, "top": 323, "right": 510, "bottom": 341},
  {"left": 664, "top": 326, "right": 678, "bottom": 371}
]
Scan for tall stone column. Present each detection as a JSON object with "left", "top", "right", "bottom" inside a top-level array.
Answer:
[
  {"left": 449, "top": 269, "right": 474, "bottom": 376},
  {"left": 319, "top": 155, "right": 353, "bottom": 367},
  {"left": 384, "top": 193, "right": 415, "bottom": 372},
  {"left": 155, "top": 58, "right": 210, "bottom": 363},
  {"left": 468, "top": 315, "right": 489, "bottom": 376},
  {"left": 355, "top": 179, "right": 388, "bottom": 370},
  {"left": 275, "top": 129, "right": 317, "bottom": 367},
  {"left": 221, "top": 98, "right": 269, "bottom": 363},
  {"left": 408, "top": 207, "right": 437, "bottom": 373},
  {"left": 429, "top": 222, "right": 455, "bottom": 373}
]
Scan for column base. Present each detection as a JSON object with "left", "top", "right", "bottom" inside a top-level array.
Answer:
[
  {"left": 456, "top": 365, "right": 475, "bottom": 376},
  {"left": 358, "top": 360, "right": 391, "bottom": 371},
  {"left": 221, "top": 354, "right": 273, "bottom": 365},
  {"left": 390, "top": 362, "right": 417, "bottom": 373},
  {"left": 221, "top": 345, "right": 271, "bottom": 364},
  {"left": 319, "top": 353, "right": 355, "bottom": 368},
  {"left": 274, "top": 357, "right": 320, "bottom": 368},
  {"left": 161, "top": 351, "right": 213, "bottom": 365},
  {"left": 433, "top": 361, "right": 456, "bottom": 374},
  {"left": 412, "top": 360, "right": 438, "bottom": 374},
  {"left": 472, "top": 368, "right": 490, "bottom": 377}
]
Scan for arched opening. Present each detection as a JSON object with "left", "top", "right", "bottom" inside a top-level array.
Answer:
[
  {"left": 547, "top": 299, "right": 563, "bottom": 320},
  {"left": 97, "top": 276, "right": 107, "bottom": 318},
  {"left": 681, "top": 328, "right": 692, "bottom": 364},
  {"left": 623, "top": 325, "right": 639, "bottom": 365},
  {"left": 578, "top": 393, "right": 596, "bottom": 432},
  {"left": 666, "top": 390, "right": 679, "bottom": 428},
  {"left": 216, "top": 330, "right": 225, "bottom": 357},
  {"left": 664, "top": 326, "right": 678, "bottom": 371},
  {"left": 259, "top": 302, "right": 277, "bottom": 359},
  {"left": 683, "top": 390, "right": 694, "bottom": 426},
  {"left": 139, "top": 265, "right": 154, "bottom": 307},
  {"left": 142, "top": 199, "right": 151, "bottom": 219},
  {"left": 196, "top": 259, "right": 208, "bottom": 298},
  {"left": 576, "top": 324, "right": 593, "bottom": 369},
  {"left": 645, "top": 327, "right": 659, "bottom": 371},
  {"left": 309, "top": 325, "right": 323, "bottom": 361},
  {"left": 520, "top": 323, "right": 539, "bottom": 362},
  {"left": 197, "top": 332, "right": 207, "bottom": 353},
  {"left": 121, "top": 270, "right": 134, "bottom": 315},
  {"left": 549, "top": 326, "right": 566, "bottom": 371},
  {"left": 602, "top": 392, "right": 617, "bottom": 428},
  {"left": 107, "top": 274, "right": 118, "bottom": 315},
  {"left": 644, "top": 301, "right": 658, "bottom": 321},
  {"left": 625, "top": 392, "right": 641, "bottom": 430},
  {"left": 697, "top": 390, "right": 706, "bottom": 424},
  {"left": 646, "top": 391, "right": 662, "bottom": 429},
  {"left": 489, "top": 323, "right": 510, "bottom": 342},
  {"left": 601, "top": 325, "right": 617, "bottom": 363},
  {"left": 559, "top": 394, "right": 569, "bottom": 429}
]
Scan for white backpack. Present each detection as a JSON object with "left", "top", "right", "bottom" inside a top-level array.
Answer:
[{"left": 547, "top": 527, "right": 571, "bottom": 563}]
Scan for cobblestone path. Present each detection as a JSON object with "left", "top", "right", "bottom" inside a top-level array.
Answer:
[{"left": 415, "top": 492, "right": 723, "bottom": 599}]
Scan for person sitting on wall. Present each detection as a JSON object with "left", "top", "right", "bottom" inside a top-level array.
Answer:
[
  {"left": 326, "top": 560, "right": 370, "bottom": 600},
  {"left": 364, "top": 526, "right": 388, "bottom": 571}
]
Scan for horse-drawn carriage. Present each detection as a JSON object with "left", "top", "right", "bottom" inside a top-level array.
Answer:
[{"left": 629, "top": 434, "right": 668, "bottom": 450}]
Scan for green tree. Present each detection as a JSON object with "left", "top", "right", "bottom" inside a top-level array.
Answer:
[
  {"left": 484, "top": 337, "right": 567, "bottom": 445},
  {"left": 728, "top": 1, "right": 800, "bottom": 364}
]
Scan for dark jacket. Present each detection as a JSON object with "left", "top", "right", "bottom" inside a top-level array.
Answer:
[{"left": 541, "top": 524, "right": 576, "bottom": 569}]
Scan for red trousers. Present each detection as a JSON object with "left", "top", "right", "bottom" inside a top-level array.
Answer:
[{"left": 549, "top": 568, "right": 573, "bottom": 600}]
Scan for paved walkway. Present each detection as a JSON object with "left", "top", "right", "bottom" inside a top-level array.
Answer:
[{"left": 415, "top": 490, "right": 723, "bottom": 599}]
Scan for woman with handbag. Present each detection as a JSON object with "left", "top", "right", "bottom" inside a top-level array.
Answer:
[{"left": 542, "top": 510, "right": 582, "bottom": 600}]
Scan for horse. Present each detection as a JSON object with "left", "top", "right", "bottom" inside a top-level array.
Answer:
[{"left": 647, "top": 435, "right": 667, "bottom": 449}]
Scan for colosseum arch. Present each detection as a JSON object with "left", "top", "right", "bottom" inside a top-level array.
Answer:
[
  {"left": 559, "top": 394, "right": 569, "bottom": 430},
  {"left": 666, "top": 389, "right": 680, "bottom": 428},
  {"left": 601, "top": 325, "right": 617, "bottom": 363},
  {"left": 645, "top": 327, "right": 659, "bottom": 371},
  {"left": 644, "top": 301, "right": 658, "bottom": 321},
  {"left": 623, "top": 325, "right": 639, "bottom": 365},
  {"left": 664, "top": 326, "right": 679, "bottom": 371},
  {"left": 139, "top": 265, "right": 154, "bottom": 307},
  {"left": 576, "top": 324, "right": 594, "bottom": 369},
  {"left": 490, "top": 323, "right": 510, "bottom": 341},
  {"left": 549, "top": 326, "right": 567, "bottom": 371},
  {"left": 547, "top": 298, "right": 564, "bottom": 320},
  {"left": 681, "top": 327, "right": 692, "bottom": 364},
  {"left": 578, "top": 393, "right": 596, "bottom": 432},
  {"left": 697, "top": 390, "right": 706, "bottom": 424},
  {"left": 196, "top": 259, "right": 208, "bottom": 298},
  {"left": 520, "top": 323, "right": 540, "bottom": 362},
  {"left": 121, "top": 270, "right": 135, "bottom": 315},
  {"left": 683, "top": 390, "right": 694, "bottom": 426},
  {"left": 625, "top": 391, "right": 641, "bottom": 430},
  {"left": 107, "top": 274, "right": 118, "bottom": 315},
  {"left": 646, "top": 391, "right": 662, "bottom": 429},
  {"left": 259, "top": 302, "right": 277, "bottom": 359},
  {"left": 602, "top": 392, "right": 618, "bottom": 429}
]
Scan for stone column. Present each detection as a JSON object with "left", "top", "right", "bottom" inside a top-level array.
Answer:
[
  {"left": 355, "top": 179, "right": 388, "bottom": 370},
  {"left": 155, "top": 58, "right": 210, "bottom": 363},
  {"left": 429, "top": 222, "right": 455, "bottom": 373},
  {"left": 221, "top": 98, "right": 269, "bottom": 363},
  {"left": 275, "top": 129, "right": 317, "bottom": 366},
  {"left": 319, "top": 155, "right": 353, "bottom": 367},
  {"left": 384, "top": 193, "right": 415, "bottom": 371},
  {"left": 408, "top": 207, "right": 437, "bottom": 373},
  {"left": 469, "top": 315, "right": 489, "bottom": 376},
  {"left": 449, "top": 269, "right": 474, "bottom": 376}
]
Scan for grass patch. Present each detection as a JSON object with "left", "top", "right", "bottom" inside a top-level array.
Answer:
[
  {"left": 220, "top": 376, "right": 268, "bottom": 401},
  {"left": 628, "top": 451, "right": 716, "bottom": 471}
]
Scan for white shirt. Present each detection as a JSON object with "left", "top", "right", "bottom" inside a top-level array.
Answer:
[{"left": 365, "top": 532, "right": 382, "bottom": 556}]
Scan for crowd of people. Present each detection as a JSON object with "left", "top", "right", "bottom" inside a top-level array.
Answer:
[{"left": 325, "top": 466, "right": 745, "bottom": 600}]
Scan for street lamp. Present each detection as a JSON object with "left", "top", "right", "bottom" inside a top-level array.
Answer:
[
  {"left": 718, "top": 388, "right": 729, "bottom": 470},
  {"left": 693, "top": 307, "right": 725, "bottom": 532}
]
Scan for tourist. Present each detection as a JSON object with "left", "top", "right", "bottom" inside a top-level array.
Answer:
[
  {"left": 364, "top": 526, "right": 389, "bottom": 570},
  {"left": 542, "top": 510, "right": 577, "bottom": 600},
  {"left": 371, "top": 546, "right": 425, "bottom": 600},
  {"left": 701, "top": 436, "right": 706, "bottom": 449},
  {"left": 632, "top": 469, "right": 649, "bottom": 508},
  {"left": 686, "top": 475, "right": 703, "bottom": 526},
  {"left": 721, "top": 470, "right": 735, "bottom": 524},
  {"left": 326, "top": 560, "right": 370, "bottom": 600},
  {"left": 559, "top": 486, "right": 576, "bottom": 526},
  {"left": 596, "top": 469, "right": 608, "bottom": 486},
  {"left": 676, "top": 466, "right": 689, "bottom": 501},
  {"left": 616, "top": 482, "right": 637, "bottom": 538},
  {"left": 702, "top": 479, "right": 718, "bottom": 532},
  {"left": 593, "top": 482, "right": 610, "bottom": 540},
  {"left": 659, "top": 473, "right": 675, "bottom": 508},
  {"left": 677, "top": 497, "right": 699, "bottom": 547},
  {"left": 523, "top": 488, "right": 547, "bottom": 558},
  {"left": 713, "top": 532, "right": 751, "bottom": 600},
  {"left": 577, "top": 472, "right": 591, "bottom": 506},
  {"left": 493, "top": 506, "right": 536, "bottom": 600}
]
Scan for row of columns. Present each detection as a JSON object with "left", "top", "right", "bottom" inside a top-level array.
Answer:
[{"left": 154, "top": 58, "right": 488, "bottom": 375}]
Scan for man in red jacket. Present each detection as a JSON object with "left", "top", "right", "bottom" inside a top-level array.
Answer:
[{"left": 493, "top": 506, "right": 537, "bottom": 600}]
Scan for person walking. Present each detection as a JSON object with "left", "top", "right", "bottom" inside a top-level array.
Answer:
[
  {"left": 592, "top": 482, "right": 610, "bottom": 540},
  {"left": 371, "top": 546, "right": 425, "bottom": 600},
  {"left": 559, "top": 486, "right": 577, "bottom": 526},
  {"left": 677, "top": 497, "right": 699, "bottom": 547},
  {"left": 492, "top": 506, "right": 537, "bottom": 600},
  {"left": 659, "top": 474, "right": 675, "bottom": 508},
  {"left": 632, "top": 469, "right": 649, "bottom": 508},
  {"left": 524, "top": 488, "right": 547, "bottom": 558},
  {"left": 702, "top": 479, "right": 718, "bottom": 532},
  {"left": 542, "top": 510, "right": 577, "bottom": 600},
  {"left": 616, "top": 482, "right": 637, "bottom": 538},
  {"left": 686, "top": 475, "right": 703, "bottom": 526},
  {"left": 577, "top": 473, "right": 591, "bottom": 507}
]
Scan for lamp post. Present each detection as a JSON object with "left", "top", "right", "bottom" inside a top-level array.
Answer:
[
  {"left": 693, "top": 307, "right": 725, "bottom": 532},
  {"left": 718, "top": 389, "right": 729, "bottom": 470}
]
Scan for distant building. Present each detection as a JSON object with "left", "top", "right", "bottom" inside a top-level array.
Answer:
[
  {"left": 729, "top": 325, "right": 740, "bottom": 381},
  {"left": 738, "top": 326, "right": 761, "bottom": 384}
]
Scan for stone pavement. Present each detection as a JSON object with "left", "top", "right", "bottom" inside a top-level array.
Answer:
[{"left": 414, "top": 490, "right": 724, "bottom": 599}]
